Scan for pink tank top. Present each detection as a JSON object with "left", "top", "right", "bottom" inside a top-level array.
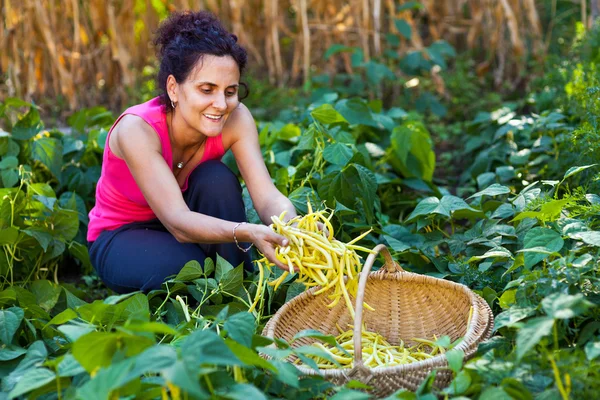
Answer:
[{"left": 87, "top": 97, "right": 225, "bottom": 241}]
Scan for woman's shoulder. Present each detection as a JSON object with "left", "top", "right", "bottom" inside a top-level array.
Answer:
[
  {"left": 221, "top": 102, "right": 256, "bottom": 149},
  {"left": 123, "top": 97, "right": 165, "bottom": 122},
  {"left": 110, "top": 114, "right": 162, "bottom": 159}
]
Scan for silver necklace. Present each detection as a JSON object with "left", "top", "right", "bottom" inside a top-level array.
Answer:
[{"left": 176, "top": 162, "right": 184, "bottom": 169}]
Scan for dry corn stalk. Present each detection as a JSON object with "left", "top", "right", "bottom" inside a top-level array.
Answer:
[{"left": 1, "top": 0, "right": 546, "bottom": 109}]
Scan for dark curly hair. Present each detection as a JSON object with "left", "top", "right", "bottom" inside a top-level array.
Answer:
[{"left": 153, "top": 11, "right": 249, "bottom": 111}]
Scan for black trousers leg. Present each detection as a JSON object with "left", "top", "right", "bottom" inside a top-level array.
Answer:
[{"left": 182, "top": 160, "right": 253, "bottom": 272}]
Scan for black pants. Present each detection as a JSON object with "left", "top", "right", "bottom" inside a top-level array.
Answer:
[{"left": 88, "top": 160, "right": 253, "bottom": 294}]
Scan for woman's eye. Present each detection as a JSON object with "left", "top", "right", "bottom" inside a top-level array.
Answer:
[
  {"left": 201, "top": 88, "right": 212, "bottom": 94},
  {"left": 226, "top": 91, "right": 237, "bottom": 97}
]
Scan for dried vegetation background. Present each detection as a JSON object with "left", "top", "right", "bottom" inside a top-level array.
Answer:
[{"left": 0, "top": 0, "right": 565, "bottom": 112}]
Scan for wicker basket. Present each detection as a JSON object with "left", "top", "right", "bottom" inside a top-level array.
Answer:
[{"left": 262, "top": 244, "right": 494, "bottom": 398}]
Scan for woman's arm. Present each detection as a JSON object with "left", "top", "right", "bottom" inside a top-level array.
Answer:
[
  {"left": 225, "top": 103, "right": 298, "bottom": 224},
  {"left": 114, "top": 115, "right": 289, "bottom": 268}
]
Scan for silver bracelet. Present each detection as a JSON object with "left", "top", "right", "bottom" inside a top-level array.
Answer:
[{"left": 233, "top": 222, "right": 254, "bottom": 252}]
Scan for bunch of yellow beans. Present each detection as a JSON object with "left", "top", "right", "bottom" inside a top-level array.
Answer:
[
  {"left": 248, "top": 203, "right": 374, "bottom": 317},
  {"left": 298, "top": 324, "right": 448, "bottom": 369}
]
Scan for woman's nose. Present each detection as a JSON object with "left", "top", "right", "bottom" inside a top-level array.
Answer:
[{"left": 212, "top": 92, "right": 227, "bottom": 110}]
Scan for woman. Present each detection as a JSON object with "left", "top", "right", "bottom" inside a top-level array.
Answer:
[{"left": 87, "top": 11, "right": 295, "bottom": 294}]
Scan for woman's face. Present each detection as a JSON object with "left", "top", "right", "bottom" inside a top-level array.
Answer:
[{"left": 170, "top": 55, "right": 241, "bottom": 137}]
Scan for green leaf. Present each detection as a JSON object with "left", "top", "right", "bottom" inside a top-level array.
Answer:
[
  {"left": 22, "top": 228, "right": 53, "bottom": 252},
  {"left": 288, "top": 187, "right": 319, "bottom": 215},
  {"left": 125, "top": 345, "right": 177, "bottom": 380},
  {"left": 0, "top": 156, "right": 18, "bottom": 170},
  {"left": 68, "top": 241, "right": 93, "bottom": 272},
  {"left": 0, "top": 227, "right": 20, "bottom": 245},
  {"left": 365, "top": 61, "right": 395, "bottom": 85},
  {"left": 8, "top": 368, "right": 55, "bottom": 399},
  {"left": 219, "top": 384, "right": 267, "bottom": 400},
  {"left": 181, "top": 330, "right": 241, "bottom": 367},
  {"left": 51, "top": 209, "right": 79, "bottom": 241},
  {"left": 175, "top": 260, "right": 204, "bottom": 281},
  {"left": 311, "top": 104, "right": 347, "bottom": 125},
  {"left": 563, "top": 164, "right": 596, "bottom": 180},
  {"left": 468, "top": 184, "right": 511, "bottom": 200},
  {"left": 585, "top": 341, "right": 600, "bottom": 360},
  {"left": 446, "top": 349, "right": 464, "bottom": 373},
  {"left": 0, "top": 307, "right": 24, "bottom": 345},
  {"left": 323, "top": 44, "right": 356, "bottom": 61},
  {"left": 0, "top": 345, "right": 27, "bottom": 361},
  {"left": 58, "top": 323, "right": 96, "bottom": 342},
  {"left": 394, "top": 19, "right": 412, "bottom": 39},
  {"left": 384, "top": 235, "right": 411, "bottom": 252},
  {"left": 57, "top": 354, "right": 86, "bottom": 377},
  {"left": 569, "top": 231, "right": 600, "bottom": 247},
  {"left": 479, "top": 387, "right": 512, "bottom": 400},
  {"left": 353, "top": 164, "right": 378, "bottom": 222},
  {"left": 444, "top": 370, "right": 471, "bottom": 396},
  {"left": 2, "top": 341, "right": 48, "bottom": 393},
  {"left": 468, "top": 246, "right": 513, "bottom": 262},
  {"left": 292, "top": 329, "right": 339, "bottom": 348},
  {"left": 522, "top": 227, "right": 564, "bottom": 268},
  {"left": 285, "top": 281, "right": 307, "bottom": 302},
  {"left": 11, "top": 107, "right": 43, "bottom": 140},
  {"left": 203, "top": 257, "right": 215, "bottom": 276},
  {"left": 30, "top": 280, "right": 61, "bottom": 312},
  {"left": 270, "top": 360, "right": 301, "bottom": 387},
  {"left": 72, "top": 331, "right": 120, "bottom": 372},
  {"left": 335, "top": 98, "right": 378, "bottom": 127},
  {"left": 219, "top": 264, "right": 244, "bottom": 293},
  {"left": 541, "top": 293, "right": 594, "bottom": 319},
  {"left": 1, "top": 168, "right": 19, "bottom": 188},
  {"left": 75, "top": 358, "right": 136, "bottom": 400},
  {"left": 407, "top": 195, "right": 477, "bottom": 221},
  {"left": 216, "top": 254, "right": 234, "bottom": 282},
  {"left": 317, "top": 164, "right": 378, "bottom": 223},
  {"left": 224, "top": 339, "right": 276, "bottom": 371},
  {"left": 224, "top": 312, "right": 255, "bottom": 347},
  {"left": 161, "top": 360, "right": 209, "bottom": 399},
  {"left": 120, "top": 321, "right": 178, "bottom": 336},
  {"left": 323, "top": 143, "right": 353, "bottom": 166},
  {"left": 494, "top": 307, "right": 535, "bottom": 331},
  {"left": 516, "top": 317, "right": 554, "bottom": 360},
  {"left": 388, "top": 121, "right": 435, "bottom": 181},
  {"left": 330, "top": 389, "right": 372, "bottom": 400},
  {"left": 31, "top": 137, "right": 63, "bottom": 179}
]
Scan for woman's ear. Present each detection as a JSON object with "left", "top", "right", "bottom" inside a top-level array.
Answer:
[{"left": 166, "top": 74, "right": 178, "bottom": 103}]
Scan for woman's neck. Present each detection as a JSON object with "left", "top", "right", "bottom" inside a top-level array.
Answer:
[{"left": 167, "top": 111, "right": 206, "bottom": 152}]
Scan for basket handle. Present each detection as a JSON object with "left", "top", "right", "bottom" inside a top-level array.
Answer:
[{"left": 352, "top": 244, "right": 403, "bottom": 369}]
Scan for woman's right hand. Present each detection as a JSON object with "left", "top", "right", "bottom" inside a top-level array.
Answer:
[{"left": 247, "top": 224, "right": 293, "bottom": 272}]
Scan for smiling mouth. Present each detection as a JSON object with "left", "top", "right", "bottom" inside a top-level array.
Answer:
[{"left": 203, "top": 113, "right": 223, "bottom": 122}]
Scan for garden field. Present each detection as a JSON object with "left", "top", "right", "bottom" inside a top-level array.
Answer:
[{"left": 1, "top": 2, "right": 600, "bottom": 399}]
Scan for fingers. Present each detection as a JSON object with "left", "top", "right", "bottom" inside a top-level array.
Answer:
[
  {"left": 268, "top": 230, "right": 289, "bottom": 247},
  {"left": 262, "top": 247, "right": 289, "bottom": 271},
  {"left": 316, "top": 222, "right": 330, "bottom": 238}
]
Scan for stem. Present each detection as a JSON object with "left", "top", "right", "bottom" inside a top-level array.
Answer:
[
  {"left": 548, "top": 353, "right": 569, "bottom": 400},
  {"left": 553, "top": 320, "right": 559, "bottom": 354},
  {"left": 203, "top": 375, "right": 214, "bottom": 396},
  {"left": 56, "top": 375, "right": 62, "bottom": 400}
]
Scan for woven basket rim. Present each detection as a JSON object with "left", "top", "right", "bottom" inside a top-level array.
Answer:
[{"left": 263, "top": 268, "right": 493, "bottom": 377}]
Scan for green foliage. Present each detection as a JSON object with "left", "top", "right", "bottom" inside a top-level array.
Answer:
[{"left": 0, "top": 100, "right": 106, "bottom": 288}]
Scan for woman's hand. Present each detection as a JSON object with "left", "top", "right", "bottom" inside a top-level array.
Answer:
[{"left": 248, "top": 224, "right": 292, "bottom": 272}]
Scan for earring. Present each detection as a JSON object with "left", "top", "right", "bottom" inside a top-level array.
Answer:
[{"left": 170, "top": 100, "right": 177, "bottom": 109}]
